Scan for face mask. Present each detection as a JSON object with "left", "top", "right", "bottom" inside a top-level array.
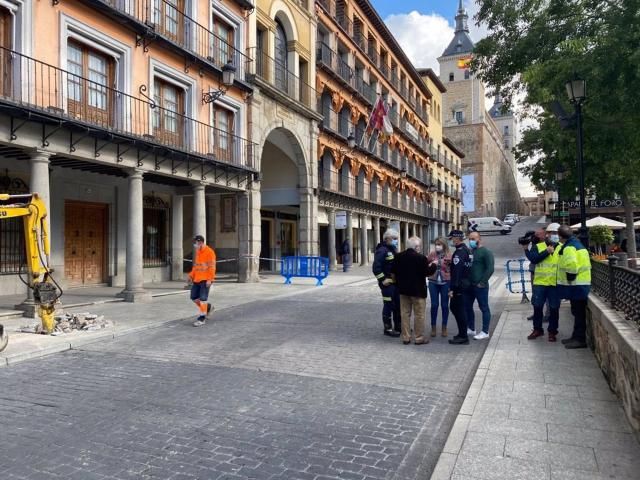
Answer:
[
  {"left": 449, "top": 240, "right": 456, "bottom": 248},
  {"left": 549, "top": 234, "right": 560, "bottom": 243},
  {"left": 435, "top": 245, "right": 443, "bottom": 253},
  {"left": 391, "top": 239, "right": 399, "bottom": 248},
  {"left": 193, "top": 243, "right": 200, "bottom": 249},
  {"left": 469, "top": 240, "right": 478, "bottom": 249}
]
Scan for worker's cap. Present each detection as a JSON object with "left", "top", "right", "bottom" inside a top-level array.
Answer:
[
  {"left": 193, "top": 235, "right": 205, "bottom": 242},
  {"left": 546, "top": 223, "right": 561, "bottom": 232},
  {"left": 448, "top": 229, "right": 464, "bottom": 239}
]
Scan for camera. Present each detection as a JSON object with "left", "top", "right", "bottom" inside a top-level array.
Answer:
[{"left": 518, "top": 230, "right": 536, "bottom": 246}]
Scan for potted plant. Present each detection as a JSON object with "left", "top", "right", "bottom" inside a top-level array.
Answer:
[{"left": 589, "top": 225, "right": 614, "bottom": 258}]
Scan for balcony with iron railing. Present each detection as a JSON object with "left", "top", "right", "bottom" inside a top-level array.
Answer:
[
  {"left": 92, "top": 0, "right": 250, "bottom": 84},
  {"left": 250, "top": 48, "right": 315, "bottom": 111},
  {"left": 0, "top": 47, "right": 255, "bottom": 169},
  {"left": 317, "top": 42, "right": 375, "bottom": 106}
]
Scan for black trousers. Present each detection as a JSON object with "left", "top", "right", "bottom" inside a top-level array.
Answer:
[
  {"left": 450, "top": 292, "right": 468, "bottom": 339},
  {"left": 570, "top": 298, "right": 588, "bottom": 342}
]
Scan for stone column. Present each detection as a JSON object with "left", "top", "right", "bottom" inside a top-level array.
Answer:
[
  {"left": 16, "top": 150, "right": 52, "bottom": 315},
  {"left": 360, "top": 214, "right": 369, "bottom": 266},
  {"left": 238, "top": 185, "right": 261, "bottom": 283},
  {"left": 171, "top": 194, "right": 184, "bottom": 281},
  {"left": 192, "top": 182, "right": 206, "bottom": 239},
  {"left": 404, "top": 221, "right": 410, "bottom": 246},
  {"left": 328, "top": 207, "right": 337, "bottom": 270},
  {"left": 373, "top": 216, "right": 381, "bottom": 248},
  {"left": 30, "top": 150, "right": 52, "bottom": 222},
  {"left": 299, "top": 187, "right": 318, "bottom": 255},
  {"left": 346, "top": 210, "right": 353, "bottom": 260},
  {"left": 119, "top": 169, "right": 150, "bottom": 302}
]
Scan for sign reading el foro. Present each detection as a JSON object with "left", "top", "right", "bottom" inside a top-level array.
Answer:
[{"left": 563, "top": 199, "right": 624, "bottom": 209}]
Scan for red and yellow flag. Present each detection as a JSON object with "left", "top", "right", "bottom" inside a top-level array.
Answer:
[{"left": 457, "top": 57, "right": 472, "bottom": 69}]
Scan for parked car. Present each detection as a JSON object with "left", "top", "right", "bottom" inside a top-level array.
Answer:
[
  {"left": 503, "top": 215, "right": 516, "bottom": 226},
  {"left": 468, "top": 217, "right": 512, "bottom": 235}
]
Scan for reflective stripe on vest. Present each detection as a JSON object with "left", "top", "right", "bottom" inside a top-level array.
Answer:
[
  {"left": 557, "top": 245, "right": 591, "bottom": 286},
  {"left": 533, "top": 243, "right": 558, "bottom": 287}
]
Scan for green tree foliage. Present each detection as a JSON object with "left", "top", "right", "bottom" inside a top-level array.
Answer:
[
  {"left": 589, "top": 225, "right": 615, "bottom": 255},
  {"left": 472, "top": 0, "right": 640, "bottom": 255}
]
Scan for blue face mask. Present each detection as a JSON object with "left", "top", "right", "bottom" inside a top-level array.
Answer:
[
  {"left": 549, "top": 234, "right": 560, "bottom": 243},
  {"left": 469, "top": 240, "right": 478, "bottom": 249},
  {"left": 391, "top": 239, "right": 399, "bottom": 248}
]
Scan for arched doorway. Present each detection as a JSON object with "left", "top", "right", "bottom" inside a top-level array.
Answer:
[{"left": 259, "top": 127, "right": 308, "bottom": 271}]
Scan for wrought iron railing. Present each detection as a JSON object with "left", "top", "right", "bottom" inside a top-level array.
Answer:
[
  {"left": 0, "top": 47, "right": 255, "bottom": 169},
  {"left": 100, "top": 0, "right": 250, "bottom": 82},
  {"left": 591, "top": 259, "right": 640, "bottom": 327},
  {"left": 250, "top": 48, "right": 315, "bottom": 110}
]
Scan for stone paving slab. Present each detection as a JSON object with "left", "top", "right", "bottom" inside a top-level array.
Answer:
[
  {"left": 430, "top": 299, "right": 640, "bottom": 480},
  {"left": 0, "top": 271, "right": 376, "bottom": 367}
]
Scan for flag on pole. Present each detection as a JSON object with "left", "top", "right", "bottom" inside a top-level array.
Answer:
[
  {"left": 457, "top": 57, "right": 472, "bottom": 69},
  {"left": 366, "top": 96, "right": 394, "bottom": 143}
]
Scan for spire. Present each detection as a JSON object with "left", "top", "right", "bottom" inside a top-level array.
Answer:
[{"left": 455, "top": 0, "right": 469, "bottom": 33}]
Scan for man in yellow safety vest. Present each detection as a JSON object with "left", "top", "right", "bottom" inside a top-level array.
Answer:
[
  {"left": 557, "top": 225, "right": 591, "bottom": 349},
  {"left": 525, "top": 223, "right": 561, "bottom": 342}
]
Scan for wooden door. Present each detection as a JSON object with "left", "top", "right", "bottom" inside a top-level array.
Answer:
[
  {"left": 64, "top": 202, "right": 107, "bottom": 286},
  {"left": 0, "top": 6, "right": 12, "bottom": 98}
]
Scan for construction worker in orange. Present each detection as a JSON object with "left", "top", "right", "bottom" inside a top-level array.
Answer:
[{"left": 189, "top": 235, "right": 216, "bottom": 327}]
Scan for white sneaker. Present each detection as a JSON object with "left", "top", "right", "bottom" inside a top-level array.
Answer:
[
  {"left": 192, "top": 318, "right": 206, "bottom": 327},
  {"left": 474, "top": 331, "right": 490, "bottom": 340},
  {"left": 467, "top": 329, "right": 476, "bottom": 336}
]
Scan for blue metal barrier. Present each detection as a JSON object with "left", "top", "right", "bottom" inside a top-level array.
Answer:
[
  {"left": 505, "top": 258, "right": 531, "bottom": 303},
  {"left": 281, "top": 256, "right": 330, "bottom": 286}
]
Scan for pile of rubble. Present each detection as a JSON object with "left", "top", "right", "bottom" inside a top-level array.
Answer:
[{"left": 20, "top": 312, "right": 111, "bottom": 335}]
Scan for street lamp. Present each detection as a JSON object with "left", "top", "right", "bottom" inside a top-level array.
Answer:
[
  {"left": 566, "top": 76, "right": 588, "bottom": 248},
  {"left": 202, "top": 60, "right": 237, "bottom": 103}
]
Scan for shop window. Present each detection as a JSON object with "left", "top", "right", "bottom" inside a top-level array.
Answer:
[{"left": 143, "top": 195, "right": 169, "bottom": 267}]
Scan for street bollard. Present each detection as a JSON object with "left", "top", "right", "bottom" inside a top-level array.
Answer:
[{"left": 607, "top": 256, "right": 618, "bottom": 310}]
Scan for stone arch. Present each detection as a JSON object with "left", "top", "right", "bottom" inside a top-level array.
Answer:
[
  {"left": 259, "top": 124, "right": 309, "bottom": 188},
  {"left": 271, "top": 1, "right": 299, "bottom": 42}
]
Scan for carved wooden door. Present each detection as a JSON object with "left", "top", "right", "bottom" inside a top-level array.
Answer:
[{"left": 64, "top": 202, "right": 107, "bottom": 286}]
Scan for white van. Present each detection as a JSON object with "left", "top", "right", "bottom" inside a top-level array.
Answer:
[{"left": 468, "top": 217, "right": 512, "bottom": 235}]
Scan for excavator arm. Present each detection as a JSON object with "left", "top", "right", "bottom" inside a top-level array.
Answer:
[{"left": 0, "top": 193, "right": 61, "bottom": 352}]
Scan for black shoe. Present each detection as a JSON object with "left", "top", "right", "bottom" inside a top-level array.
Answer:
[
  {"left": 564, "top": 339, "right": 587, "bottom": 349},
  {"left": 402, "top": 340, "right": 411, "bottom": 345},
  {"left": 526, "top": 315, "right": 534, "bottom": 321},
  {"left": 449, "top": 337, "right": 469, "bottom": 345},
  {"left": 384, "top": 329, "right": 401, "bottom": 337},
  {"left": 561, "top": 337, "right": 575, "bottom": 345}
]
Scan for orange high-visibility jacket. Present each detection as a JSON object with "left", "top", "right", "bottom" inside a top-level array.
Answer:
[{"left": 189, "top": 245, "right": 216, "bottom": 283}]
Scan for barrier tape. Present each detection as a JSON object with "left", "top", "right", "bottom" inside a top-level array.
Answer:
[{"left": 182, "top": 256, "right": 283, "bottom": 264}]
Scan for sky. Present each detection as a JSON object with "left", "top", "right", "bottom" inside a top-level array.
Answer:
[{"left": 370, "top": 0, "right": 537, "bottom": 197}]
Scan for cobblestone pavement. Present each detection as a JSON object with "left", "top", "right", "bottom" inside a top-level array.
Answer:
[{"left": 0, "top": 222, "right": 528, "bottom": 480}]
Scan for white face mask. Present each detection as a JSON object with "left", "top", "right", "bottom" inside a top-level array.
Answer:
[
  {"left": 193, "top": 243, "right": 200, "bottom": 249},
  {"left": 435, "top": 245, "right": 443, "bottom": 253}
]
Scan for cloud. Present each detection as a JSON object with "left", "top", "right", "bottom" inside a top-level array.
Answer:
[
  {"left": 464, "top": 0, "right": 489, "bottom": 43},
  {"left": 384, "top": 11, "right": 453, "bottom": 72}
]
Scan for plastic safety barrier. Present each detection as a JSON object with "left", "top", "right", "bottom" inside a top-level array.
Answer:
[
  {"left": 281, "top": 256, "right": 330, "bottom": 286},
  {"left": 505, "top": 258, "right": 531, "bottom": 303}
]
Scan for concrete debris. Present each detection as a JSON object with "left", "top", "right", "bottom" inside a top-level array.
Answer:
[{"left": 18, "top": 312, "right": 110, "bottom": 335}]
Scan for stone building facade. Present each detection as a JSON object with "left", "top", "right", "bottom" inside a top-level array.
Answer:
[
  {"left": 315, "top": 0, "right": 462, "bottom": 268},
  {"left": 438, "top": 1, "right": 521, "bottom": 220}
]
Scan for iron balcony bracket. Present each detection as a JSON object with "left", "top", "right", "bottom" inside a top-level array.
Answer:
[
  {"left": 42, "top": 122, "right": 64, "bottom": 148},
  {"left": 69, "top": 128, "right": 91, "bottom": 153},
  {"left": 10, "top": 116, "right": 28, "bottom": 141}
]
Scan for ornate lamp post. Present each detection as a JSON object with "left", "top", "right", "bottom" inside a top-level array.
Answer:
[{"left": 566, "top": 76, "right": 588, "bottom": 248}]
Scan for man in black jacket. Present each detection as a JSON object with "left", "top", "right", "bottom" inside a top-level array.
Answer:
[
  {"left": 372, "top": 228, "right": 401, "bottom": 337},
  {"left": 448, "top": 230, "right": 472, "bottom": 345},
  {"left": 391, "top": 236, "right": 437, "bottom": 345}
]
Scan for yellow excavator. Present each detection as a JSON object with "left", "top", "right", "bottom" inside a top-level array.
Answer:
[{"left": 0, "top": 193, "right": 62, "bottom": 352}]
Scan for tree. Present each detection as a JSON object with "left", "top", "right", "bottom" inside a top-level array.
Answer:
[
  {"left": 471, "top": 0, "right": 640, "bottom": 257},
  {"left": 589, "top": 225, "right": 614, "bottom": 256}
]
